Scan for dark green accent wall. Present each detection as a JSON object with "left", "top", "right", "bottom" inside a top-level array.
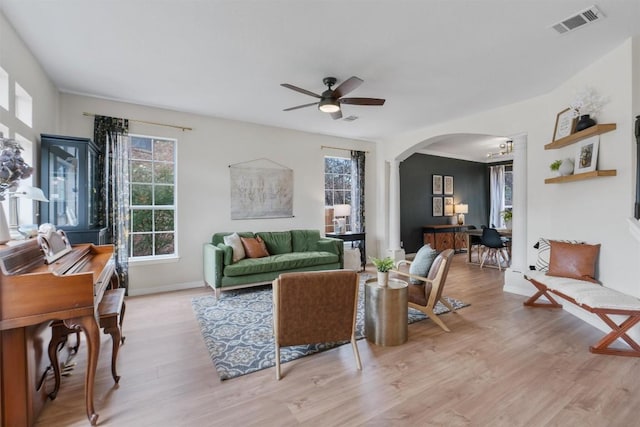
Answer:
[{"left": 400, "top": 153, "right": 489, "bottom": 253}]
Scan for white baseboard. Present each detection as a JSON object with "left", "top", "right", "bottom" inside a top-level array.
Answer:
[{"left": 128, "top": 280, "right": 205, "bottom": 296}]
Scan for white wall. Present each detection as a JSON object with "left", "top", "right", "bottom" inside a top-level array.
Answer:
[
  {"left": 378, "top": 37, "right": 640, "bottom": 339},
  {"left": 58, "top": 94, "right": 377, "bottom": 295}
]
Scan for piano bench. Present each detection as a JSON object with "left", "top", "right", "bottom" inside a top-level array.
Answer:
[
  {"left": 98, "top": 288, "right": 126, "bottom": 383},
  {"left": 48, "top": 288, "right": 127, "bottom": 400}
]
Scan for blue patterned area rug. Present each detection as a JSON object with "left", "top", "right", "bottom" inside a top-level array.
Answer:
[{"left": 191, "top": 276, "right": 469, "bottom": 380}]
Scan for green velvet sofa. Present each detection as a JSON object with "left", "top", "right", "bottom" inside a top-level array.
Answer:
[{"left": 203, "top": 229, "right": 344, "bottom": 297}]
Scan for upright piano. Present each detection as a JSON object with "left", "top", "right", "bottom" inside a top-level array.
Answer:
[{"left": 0, "top": 238, "right": 115, "bottom": 426}]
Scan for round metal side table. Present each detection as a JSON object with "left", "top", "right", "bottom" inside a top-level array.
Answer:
[{"left": 364, "top": 278, "right": 408, "bottom": 346}]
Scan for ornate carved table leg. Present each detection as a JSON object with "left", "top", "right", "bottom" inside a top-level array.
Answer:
[{"left": 65, "top": 315, "right": 100, "bottom": 426}]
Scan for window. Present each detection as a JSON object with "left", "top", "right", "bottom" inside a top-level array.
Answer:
[
  {"left": 129, "top": 134, "right": 177, "bottom": 259},
  {"left": 0, "top": 66, "right": 8, "bottom": 111},
  {"left": 14, "top": 82, "right": 32, "bottom": 127},
  {"left": 504, "top": 164, "right": 513, "bottom": 210},
  {"left": 324, "top": 156, "right": 352, "bottom": 232}
]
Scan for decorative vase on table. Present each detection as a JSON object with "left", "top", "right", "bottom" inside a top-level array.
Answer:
[
  {"left": 377, "top": 271, "right": 389, "bottom": 287},
  {"left": 559, "top": 158, "right": 574, "bottom": 176},
  {"left": 575, "top": 114, "right": 596, "bottom": 132}
]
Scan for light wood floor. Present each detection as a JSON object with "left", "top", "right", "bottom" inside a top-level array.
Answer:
[{"left": 35, "top": 254, "right": 640, "bottom": 427}]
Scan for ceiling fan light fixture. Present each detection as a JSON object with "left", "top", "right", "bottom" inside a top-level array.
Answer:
[{"left": 318, "top": 98, "right": 340, "bottom": 113}]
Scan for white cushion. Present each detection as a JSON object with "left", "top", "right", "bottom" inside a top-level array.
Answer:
[{"left": 223, "top": 232, "right": 245, "bottom": 263}]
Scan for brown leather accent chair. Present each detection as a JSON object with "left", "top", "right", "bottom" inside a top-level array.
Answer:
[
  {"left": 272, "top": 270, "right": 362, "bottom": 380},
  {"left": 392, "top": 249, "right": 456, "bottom": 332}
]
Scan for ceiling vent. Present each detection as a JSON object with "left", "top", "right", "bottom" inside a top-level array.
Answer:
[
  {"left": 551, "top": 5, "right": 604, "bottom": 34},
  {"left": 343, "top": 115, "right": 359, "bottom": 122}
]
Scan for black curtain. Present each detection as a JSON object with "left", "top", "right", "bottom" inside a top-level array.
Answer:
[
  {"left": 351, "top": 150, "right": 366, "bottom": 265},
  {"left": 94, "top": 116, "right": 130, "bottom": 290}
]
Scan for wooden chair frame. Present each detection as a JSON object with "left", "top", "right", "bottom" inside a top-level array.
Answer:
[
  {"left": 525, "top": 276, "right": 640, "bottom": 357},
  {"left": 272, "top": 271, "right": 362, "bottom": 380},
  {"left": 392, "top": 249, "right": 456, "bottom": 332}
]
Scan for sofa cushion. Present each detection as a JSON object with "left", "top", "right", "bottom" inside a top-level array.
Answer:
[
  {"left": 256, "top": 231, "right": 292, "bottom": 255},
  {"left": 223, "top": 232, "right": 245, "bottom": 263},
  {"left": 291, "top": 229, "right": 321, "bottom": 252},
  {"left": 212, "top": 232, "right": 254, "bottom": 246},
  {"left": 409, "top": 244, "right": 438, "bottom": 284},
  {"left": 241, "top": 236, "right": 270, "bottom": 258},
  {"left": 224, "top": 251, "right": 339, "bottom": 277},
  {"left": 547, "top": 240, "right": 600, "bottom": 283}
]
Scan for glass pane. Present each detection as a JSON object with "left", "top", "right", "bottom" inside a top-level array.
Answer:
[
  {"left": 131, "top": 184, "right": 152, "bottom": 205},
  {"left": 154, "top": 162, "right": 174, "bottom": 184},
  {"left": 131, "top": 209, "right": 153, "bottom": 232},
  {"left": 132, "top": 234, "right": 153, "bottom": 257},
  {"left": 155, "top": 232, "right": 174, "bottom": 255},
  {"left": 48, "top": 144, "right": 79, "bottom": 227},
  {"left": 325, "top": 190, "right": 333, "bottom": 206},
  {"left": 130, "top": 136, "right": 152, "bottom": 160},
  {"left": 154, "top": 185, "right": 174, "bottom": 205},
  {"left": 155, "top": 209, "right": 174, "bottom": 231},
  {"left": 130, "top": 160, "right": 152, "bottom": 183},
  {"left": 153, "top": 139, "right": 174, "bottom": 162}
]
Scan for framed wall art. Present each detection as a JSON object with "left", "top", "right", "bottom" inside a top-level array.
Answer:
[
  {"left": 432, "top": 197, "right": 443, "bottom": 216},
  {"left": 553, "top": 108, "right": 577, "bottom": 141},
  {"left": 574, "top": 136, "right": 599, "bottom": 174},
  {"left": 432, "top": 174, "right": 443, "bottom": 195},
  {"left": 444, "top": 175, "right": 454, "bottom": 195},
  {"left": 444, "top": 196, "right": 454, "bottom": 216}
]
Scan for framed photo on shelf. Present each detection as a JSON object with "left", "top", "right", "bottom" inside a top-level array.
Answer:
[
  {"left": 432, "top": 197, "right": 443, "bottom": 216},
  {"left": 553, "top": 108, "right": 577, "bottom": 141},
  {"left": 444, "top": 175, "right": 454, "bottom": 195},
  {"left": 574, "top": 136, "right": 599, "bottom": 174},
  {"left": 432, "top": 174, "right": 443, "bottom": 195},
  {"left": 444, "top": 196, "right": 454, "bottom": 216}
]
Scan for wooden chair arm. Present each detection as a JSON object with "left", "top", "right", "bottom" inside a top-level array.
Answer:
[
  {"left": 395, "top": 259, "right": 412, "bottom": 268},
  {"left": 390, "top": 269, "right": 433, "bottom": 287}
]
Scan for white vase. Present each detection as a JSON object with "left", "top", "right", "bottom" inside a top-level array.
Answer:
[
  {"left": 559, "top": 158, "right": 574, "bottom": 176},
  {"left": 0, "top": 207, "right": 10, "bottom": 244},
  {"left": 377, "top": 271, "right": 389, "bottom": 287}
]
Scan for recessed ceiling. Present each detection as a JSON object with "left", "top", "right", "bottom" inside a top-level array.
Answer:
[{"left": 1, "top": 0, "right": 638, "bottom": 154}]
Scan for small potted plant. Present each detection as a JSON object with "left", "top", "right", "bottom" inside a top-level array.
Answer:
[
  {"left": 550, "top": 160, "right": 562, "bottom": 176},
  {"left": 370, "top": 256, "right": 394, "bottom": 286},
  {"left": 501, "top": 209, "right": 512, "bottom": 229}
]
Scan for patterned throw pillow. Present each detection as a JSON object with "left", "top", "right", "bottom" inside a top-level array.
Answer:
[
  {"left": 409, "top": 244, "right": 438, "bottom": 285},
  {"left": 241, "top": 236, "right": 270, "bottom": 258},
  {"left": 223, "top": 232, "right": 245, "bottom": 263},
  {"left": 535, "top": 237, "right": 582, "bottom": 271}
]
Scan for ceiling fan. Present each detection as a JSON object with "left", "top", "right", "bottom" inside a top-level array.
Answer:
[{"left": 281, "top": 76, "right": 385, "bottom": 120}]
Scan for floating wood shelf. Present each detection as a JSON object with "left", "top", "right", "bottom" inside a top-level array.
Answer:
[
  {"left": 545, "top": 170, "right": 617, "bottom": 184},
  {"left": 545, "top": 123, "right": 617, "bottom": 150}
]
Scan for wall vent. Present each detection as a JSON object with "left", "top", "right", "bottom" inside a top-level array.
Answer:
[
  {"left": 551, "top": 5, "right": 604, "bottom": 35},
  {"left": 343, "top": 115, "right": 359, "bottom": 122}
]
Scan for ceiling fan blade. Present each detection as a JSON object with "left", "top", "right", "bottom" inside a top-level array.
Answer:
[
  {"left": 339, "top": 97, "right": 386, "bottom": 106},
  {"left": 283, "top": 102, "right": 319, "bottom": 111},
  {"left": 333, "top": 76, "right": 363, "bottom": 98},
  {"left": 280, "top": 83, "right": 322, "bottom": 98},
  {"left": 330, "top": 110, "right": 343, "bottom": 120}
]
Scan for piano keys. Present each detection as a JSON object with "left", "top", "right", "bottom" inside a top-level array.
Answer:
[{"left": 0, "top": 238, "right": 115, "bottom": 427}]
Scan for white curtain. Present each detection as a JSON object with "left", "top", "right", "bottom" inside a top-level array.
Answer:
[{"left": 489, "top": 165, "right": 505, "bottom": 228}]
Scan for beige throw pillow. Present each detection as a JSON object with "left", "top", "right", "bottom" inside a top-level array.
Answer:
[{"left": 224, "top": 232, "right": 246, "bottom": 263}]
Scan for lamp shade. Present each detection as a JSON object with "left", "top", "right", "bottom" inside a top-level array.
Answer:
[
  {"left": 333, "top": 204, "right": 351, "bottom": 217},
  {"left": 454, "top": 204, "right": 468, "bottom": 214},
  {"left": 15, "top": 185, "right": 49, "bottom": 202}
]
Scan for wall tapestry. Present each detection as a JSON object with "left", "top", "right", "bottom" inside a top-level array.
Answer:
[{"left": 229, "top": 158, "right": 293, "bottom": 219}]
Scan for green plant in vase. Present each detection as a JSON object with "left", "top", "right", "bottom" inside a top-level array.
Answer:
[
  {"left": 370, "top": 256, "right": 394, "bottom": 287},
  {"left": 550, "top": 160, "right": 562, "bottom": 174}
]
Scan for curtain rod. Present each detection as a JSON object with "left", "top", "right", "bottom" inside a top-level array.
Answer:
[
  {"left": 321, "top": 145, "right": 369, "bottom": 154},
  {"left": 83, "top": 112, "right": 193, "bottom": 131}
]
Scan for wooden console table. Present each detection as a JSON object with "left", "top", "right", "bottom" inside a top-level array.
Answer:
[{"left": 422, "top": 224, "right": 471, "bottom": 252}]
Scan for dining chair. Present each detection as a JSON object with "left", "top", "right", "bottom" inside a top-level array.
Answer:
[{"left": 480, "top": 227, "right": 509, "bottom": 271}]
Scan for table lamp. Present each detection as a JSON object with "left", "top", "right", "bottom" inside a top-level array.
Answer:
[
  {"left": 9, "top": 185, "right": 49, "bottom": 239},
  {"left": 333, "top": 204, "right": 351, "bottom": 234},
  {"left": 454, "top": 204, "right": 468, "bottom": 225}
]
